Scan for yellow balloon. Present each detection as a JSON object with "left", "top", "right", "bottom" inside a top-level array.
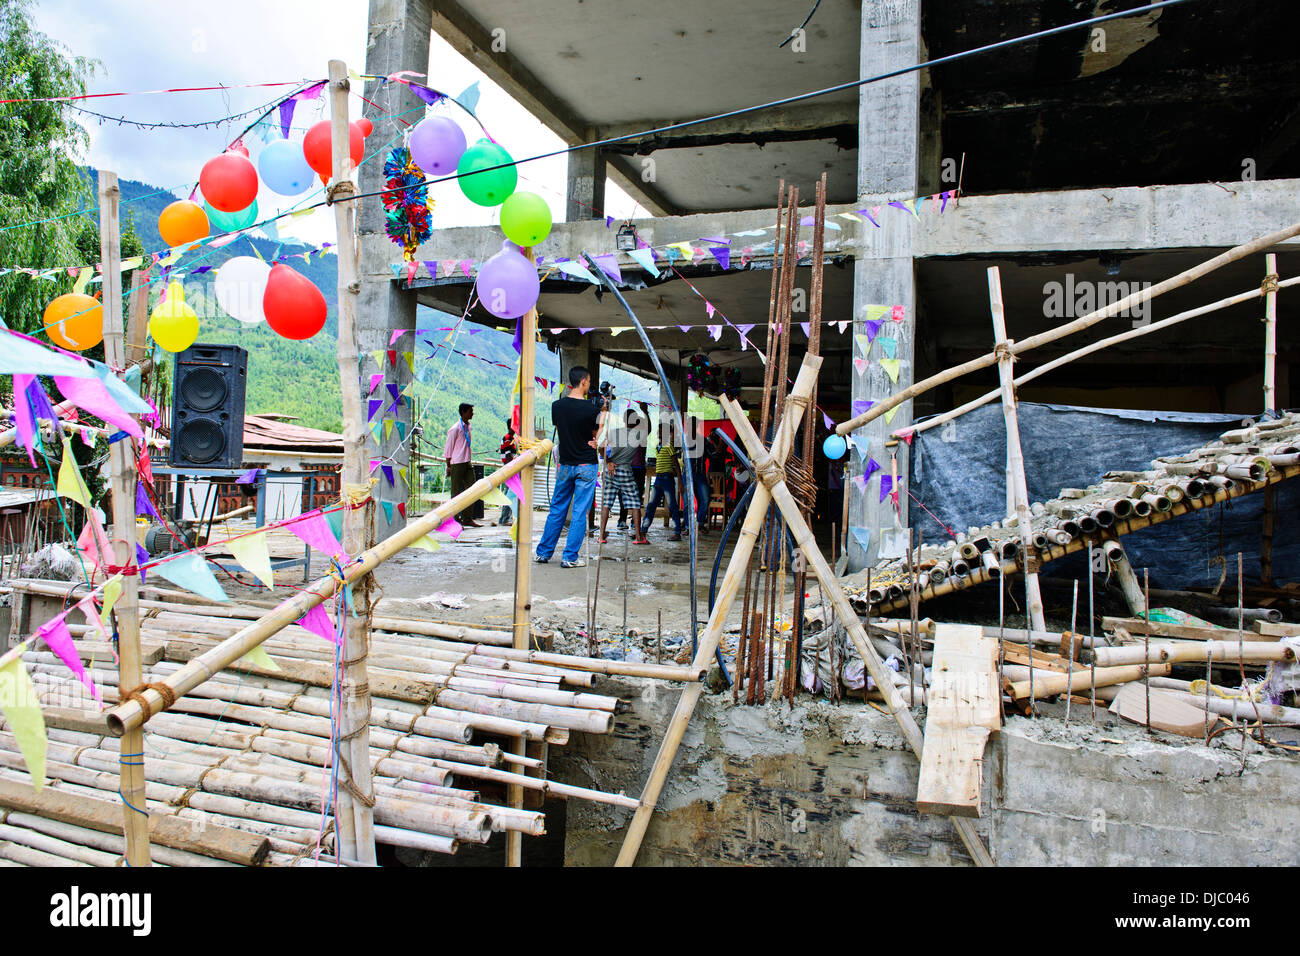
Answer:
[{"left": 149, "top": 280, "right": 199, "bottom": 353}]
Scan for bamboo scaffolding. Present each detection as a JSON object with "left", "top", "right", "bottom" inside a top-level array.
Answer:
[
  {"left": 1090, "top": 641, "right": 1293, "bottom": 667},
  {"left": 327, "top": 58, "right": 376, "bottom": 864},
  {"left": 717, "top": 368, "right": 994, "bottom": 868},
  {"left": 97, "top": 169, "right": 151, "bottom": 868},
  {"left": 613, "top": 355, "right": 817, "bottom": 867},
  {"left": 837, "top": 220, "right": 1300, "bottom": 436},
  {"left": 988, "top": 267, "right": 1046, "bottom": 633},
  {"left": 903, "top": 274, "right": 1300, "bottom": 439},
  {"left": 103, "top": 441, "right": 552, "bottom": 736}
]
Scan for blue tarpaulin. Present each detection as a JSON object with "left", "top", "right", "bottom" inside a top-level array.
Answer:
[{"left": 910, "top": 402, "right": 1296, "bottom": 589}]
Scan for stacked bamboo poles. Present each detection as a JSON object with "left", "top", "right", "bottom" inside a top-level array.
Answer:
[
  {"left": 837, "top": 220, "right": 1300, "bottom": 437},
  {"left": 103, "top": 440, "right": 553, "bottom": 736},
  {"left": 327, "top": 58, "right": 377, "bottom": 864},
  {"left": 97, "top": 169, "right": 151, "bottom": 868}
]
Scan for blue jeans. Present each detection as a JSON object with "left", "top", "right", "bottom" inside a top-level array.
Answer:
[
  {"left": 537, "top": 463, "right": 598, "bottom": 562},
  {"left": 688, "top": 472, "right": 708, "bottom": 526},
  {"left": 642, "top": 474, "right": 683, "bottom": 535}
]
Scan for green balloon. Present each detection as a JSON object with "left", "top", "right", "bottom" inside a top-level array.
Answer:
[
  {"left": 457, "top": 139, "right": 517, "bottom": 207},
  {"left": 204, "top": 200, "right": 258, "bottom": 233},
  {"left": 499, "top": 191, "right": 552, "bottom": 246}
]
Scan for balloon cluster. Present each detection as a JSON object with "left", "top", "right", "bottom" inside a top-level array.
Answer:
[
  {"left": 685, "top": 354, "right": 742, "bottom": 399},
  {"left": 133, "top": 116, "right": 369, "bottom": 352},
  {"left": 402, "top": 113, "right": 551, "bottom": 322}
]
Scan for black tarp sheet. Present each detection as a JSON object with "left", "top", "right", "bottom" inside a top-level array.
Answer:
[{"left": 909, "top": 402, "right": 1298, "bottom": 589}]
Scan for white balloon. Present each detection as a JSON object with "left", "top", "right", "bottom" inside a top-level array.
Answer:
[{"left": 214, "top": 256, "right": 272, "bottom": 324}]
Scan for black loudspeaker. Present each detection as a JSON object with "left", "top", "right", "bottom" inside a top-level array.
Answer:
[{"left": 170, "top": 344, "right": 247, "bottom": 469}]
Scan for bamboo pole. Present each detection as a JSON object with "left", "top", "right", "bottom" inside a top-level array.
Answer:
[
  {"left": 326, "top": 58, "right": 376, "bottom": 865},
  {"left": 104, "top": 441, "right": 552, "bottom": 735},
  {"left": 97, "top": 170, "right": 151, "bottom": 868},
  {"left": 837, "top": 220, "right": 1300, "bottom": 435},
  {"left": 508, "top": 249, "right": 539, "bottom": 868},
  {"left": 613, "top": 356, "right": 818, "bottom": 867},
  {"left": 1091, "top": 641, "right": 1293, "bottom": 667},
  {"left": 904, "top": 275, "right": 1300, "bottom": 439},
  {"left": 718, "top": 375, "right": 994, "bottom": 868},
  {"left": 1007, "top": 663, "right": 1171, "bottom": 700},
  {"left": 987, "top": 267, "right": 1046, "bottom": 633}
]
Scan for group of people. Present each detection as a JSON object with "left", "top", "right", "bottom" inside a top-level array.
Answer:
[{"left": 442, "top": 366, "right": 743, "bottom": 569}]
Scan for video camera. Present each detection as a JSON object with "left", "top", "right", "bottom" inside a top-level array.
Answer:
[{"left": 596, "top": 380, "right": 616, "bottom": 408}]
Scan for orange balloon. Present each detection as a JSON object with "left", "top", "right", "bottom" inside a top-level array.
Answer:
[
  {"left": 158, "top": 200, "right": 209, "bottom": 248},
  {"left": 43, "top": 293, "right": 103, "bottom": 351}
]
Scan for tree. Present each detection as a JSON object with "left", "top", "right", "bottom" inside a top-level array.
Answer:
[{"left": 0, "top": 0, "right": 142, "bottom": 342}]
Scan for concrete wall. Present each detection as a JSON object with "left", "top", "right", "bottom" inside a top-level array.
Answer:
[{"left": 552, "top": 678, "right": 1300, "bottom": 866}]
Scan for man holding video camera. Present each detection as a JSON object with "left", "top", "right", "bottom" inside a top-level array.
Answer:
[{"left": 535, "top": 365, "right": 608, "bottom": 568}]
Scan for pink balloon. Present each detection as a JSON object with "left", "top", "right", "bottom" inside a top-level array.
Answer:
[
  {"left": 409, "top": 116, "right": 467, "bottom": 176},
  {"left": 475, "top": 241, "right": 539, "bottom": 320}
]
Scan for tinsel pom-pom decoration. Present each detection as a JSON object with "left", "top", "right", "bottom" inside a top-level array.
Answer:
[{"left": 383, "top": 146, "right": 434, "bottom": 260}]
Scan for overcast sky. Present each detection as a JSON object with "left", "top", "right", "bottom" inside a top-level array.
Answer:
[{"left": 31, "top": 0, "right": 645, "bottom": 247}]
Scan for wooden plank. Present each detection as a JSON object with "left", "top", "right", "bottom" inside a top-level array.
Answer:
[
  {"left": 1255, "top": 621, "right": 1300, "bottom": 640},
  {"left": 0, "top": 777, "right": 268, "bottom": 865},
  {"left": 916, "top": 624, "right": 1000, "bottom": 818},
  {"left": 1109, "top": 684, "right": 1215, "bottom": 738},
  {"left": 1000, "top": 642, "right": 1083, "bottom": 672},
  {"left": 1102, "top": 616, "right": 1234, "bottom": 643}
]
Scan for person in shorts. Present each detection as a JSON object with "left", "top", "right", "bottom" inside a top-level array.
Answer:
[{"left": 598, "top": 408, "right": 648, "bottom": 544}]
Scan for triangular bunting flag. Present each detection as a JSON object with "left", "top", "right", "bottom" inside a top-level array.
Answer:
[
  {"left": 154, "top": 552, "right": 230, "bottom": 602},
  {"left": 881, "top": 358, "right": 901, "bottom": 383},
  {"left": 297, "top": 602, "right": 339, "bottom": 645},
  {"left": 883, "top": 405, "right": 901, "bottom": 425},
  {"left": 56, "top": 436, "right": 91, "bottom": 507},
  {"left": 226, "top": 531, "right": 275, "bottom": 590},
  {"left": 878, "top": 336, "right": 897, "bottom": 359},
  {"left": 37, "top": 613, "right": 101, "bottom": 703},
  {"left": 0, "top": 656, "right": 46, "bottom": 789},
  {"left": 853, "top": 357, "right": 868, "bottom": 376}
]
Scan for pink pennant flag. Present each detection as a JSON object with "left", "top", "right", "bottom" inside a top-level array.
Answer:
[
  {"left": 80, "top": 426, "right": 95, "bottom": 446},
  {"left": 853, "top": 357, "right": 868, "bottom": 376},
  {"left": 505, "top": 471, "right": 525, "bottom": 503},
  {"left": 389, "top": 329, "right": 405, "bottom": 346},
  {"left": 38, "top": 613, "right": 101, "bottom": 703},
  {"left": 297, "top": 603, "right": 340, "bottom": 645},
  {"left": 441, "top": 260, "right": 457, "bottom": 278},
  {"left": 891, "top": 305, "right": 905, "bottom": 322},
  {"left": 897, "top": 429, "right": 915, "bottom": 445},
  {"left": 438, "top": 516, "right": 463, "bottom": 539},
  {"left": 287, "top": 509, "right": 349, "bottom": 562},
  {"left": 705, "top": 301, "right": 716, "bottom": 319},
  {"left": 368, "top": 373, "right": 383, "bottom": 395},
  {"left": 459, "top": 260, "right": 473, "bottom": 278},
  {"left": 852, "top": 474, "right": 868, "bottom": 491},
  {"left": 77, "top": 512, "right": 114, "bottom": 570},
  {"left": 55, "top": 372, "right": 143, "bottom": 441}
]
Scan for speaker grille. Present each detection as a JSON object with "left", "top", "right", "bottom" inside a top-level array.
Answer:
[
  {"left": 181, "top": 367, "right": 228, "bottom": 413},
  {"left": 176, "top": 419, "right": 226, "bottom": 464}
]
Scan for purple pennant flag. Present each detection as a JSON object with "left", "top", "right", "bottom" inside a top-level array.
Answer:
[
  {"left": 858, "top": 208, "right": 881, "bottom": 228},
  {"left": 707, "top": 245, "right": 731, "bottom": 270},
  {"left": 11, "top": 374, "right": 37, "bottom": 465},
  {"left": 863, "top": 457, "right": 882, "bottom": 482},
  {"left": 381, "top": 464, "right": 395, "bottom": 486},
  {"left": 822, "top": 410, "right": 834, "bottom": 430},
  {"left": 136, "top": 543, "right": 149, "bottom": 583},
  {"left": 422, "top": 260, "right": 438, "bottom": 278},
  {"left": 407, "top": 82, "right": 445, "bottom": 106},
  {"left": 368, "top": 399, "right": 383, "bottom": 422},
  {"left": 863, "top": 318, "right": 882, "bottom": 342},
  {"left": 298, "top": 602, "right": 340, "bottom": 645},
  {"left": 437, "top": 515, "right": 463, "bottom": 539},
  {"left": 879, "top": 474, "right": 894, "bottom": 503},
  {"left": 592, "top": 254, "right": 622, "bottom": 284},
  {"left": 235, "top": 467, "right": 261, "bottom": 485},
  {"left": 512, "top": 314, "right": 524, "bottom": 356},
  {"left": 135, "top": 482, "right": 159, "bottom": 520},
  {"left": 800, "top": 322, "right": 811, "bottom": 338},
  {"left": 851, "top": 399, "right": 875, "bottom": 418},
  {"left": 577, "top": 327, "right": 594, "bottom": 335},
  {"left": 38, "top": 613, "right": 101, "bottom": 702},
  {"left": 278, "top": 98, "right": 296, "bottom": 138},
  {"left": 677, "top": 325, "right": 691, "bottom": 334},
  {"left": 387, "top": 384, "right": 403, "bottom": 405},
  {"left": 940, "top": 191, "right": 951, "bottom": 213}
]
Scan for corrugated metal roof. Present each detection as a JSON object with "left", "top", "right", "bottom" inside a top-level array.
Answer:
[{"left": 242, "top": 415, "right": 343, "bottom": 452}]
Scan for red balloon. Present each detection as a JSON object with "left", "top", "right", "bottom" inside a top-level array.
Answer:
[
  {"left": 262, "top": 264, "right": 327, "bottom": 340},
  {"left": 200, "top": 151, "right": 259, "bottom": 212},
  {"left": 356, "top": 117, "right": 373, "bottom": 137},
  {"left": 302, "top": 120, "right": 367, "bottom": 180}
]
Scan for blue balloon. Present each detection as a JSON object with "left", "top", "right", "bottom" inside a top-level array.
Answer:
[
  {"left": 822, "top": 434, "right": 847, "bottom": 460},
  {"left": 259, "top": 138, "right": 315, "bottom": 195}
]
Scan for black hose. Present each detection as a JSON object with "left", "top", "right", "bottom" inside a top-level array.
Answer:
[{"left": 707, "top": 481, "right": 758, "bottom": 690}]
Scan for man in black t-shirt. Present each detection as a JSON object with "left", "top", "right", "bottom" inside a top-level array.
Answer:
[{"left": 535, "top": 365, "right": 606, "bottom": 567}]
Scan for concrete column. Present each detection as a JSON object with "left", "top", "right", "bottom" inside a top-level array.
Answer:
[
  {"left": 566, "top": 148, "right": 607, "bottom": 222},
  {"left": 355, "top": 0, "right": 431, "bottom": 539},
  {"left": 848, "top": 0, "right": 920, "bottom": 569},
  {"left": 559, "top": 340, "right": 601, "bottom": 396}
]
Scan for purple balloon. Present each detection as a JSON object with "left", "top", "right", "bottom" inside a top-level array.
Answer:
[
  {"left": 409, "top": 116, "right": 467, "bottom": 175},
  {"left": 476, "top": 241, "right": 540, "bottom": 320}
]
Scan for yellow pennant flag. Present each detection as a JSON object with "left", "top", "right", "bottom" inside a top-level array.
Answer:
[
  {"left": 881, "top": 358, "right": 901, "bottom": 383},
  {"left": 99, "top": 574, "right": 123, "bottom": 625},
  {"left": 403, "top": 351, "right": 415, "bottom": 375},
  {"left": 0, "top": 655, "right": 46, "bottom": 789},
  {"left": 509, "top": 521, "right": 519, "bottom": 543},
  {"left": 240, "top": 644, "right": 281, "bottom": 672},
  {"left": 73, "top": 267, "right": 93, "bottom": 294},
  {"left": 226, "top": 531, "right": 275, "bottom": 590},
  {"left": 482, "top": 486, "right": 509, "bottom": 507},
  {"left": 883, "top": 405, "right": 901, "bottom": 425},
  {"left": 56, "top": 436, "right": 91, "bottom": 507},
  {"left": 864, "top": 304, "right": 889, "bottom": 322},
  {"left": 397, "top": 466, "right": 408, "bottom": 486},
  {"left": 410, "top": 534, "right": 441, "bottom": 552},
  {"left": 383, "top": 419, "right": 395, "bottom": 441}
]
